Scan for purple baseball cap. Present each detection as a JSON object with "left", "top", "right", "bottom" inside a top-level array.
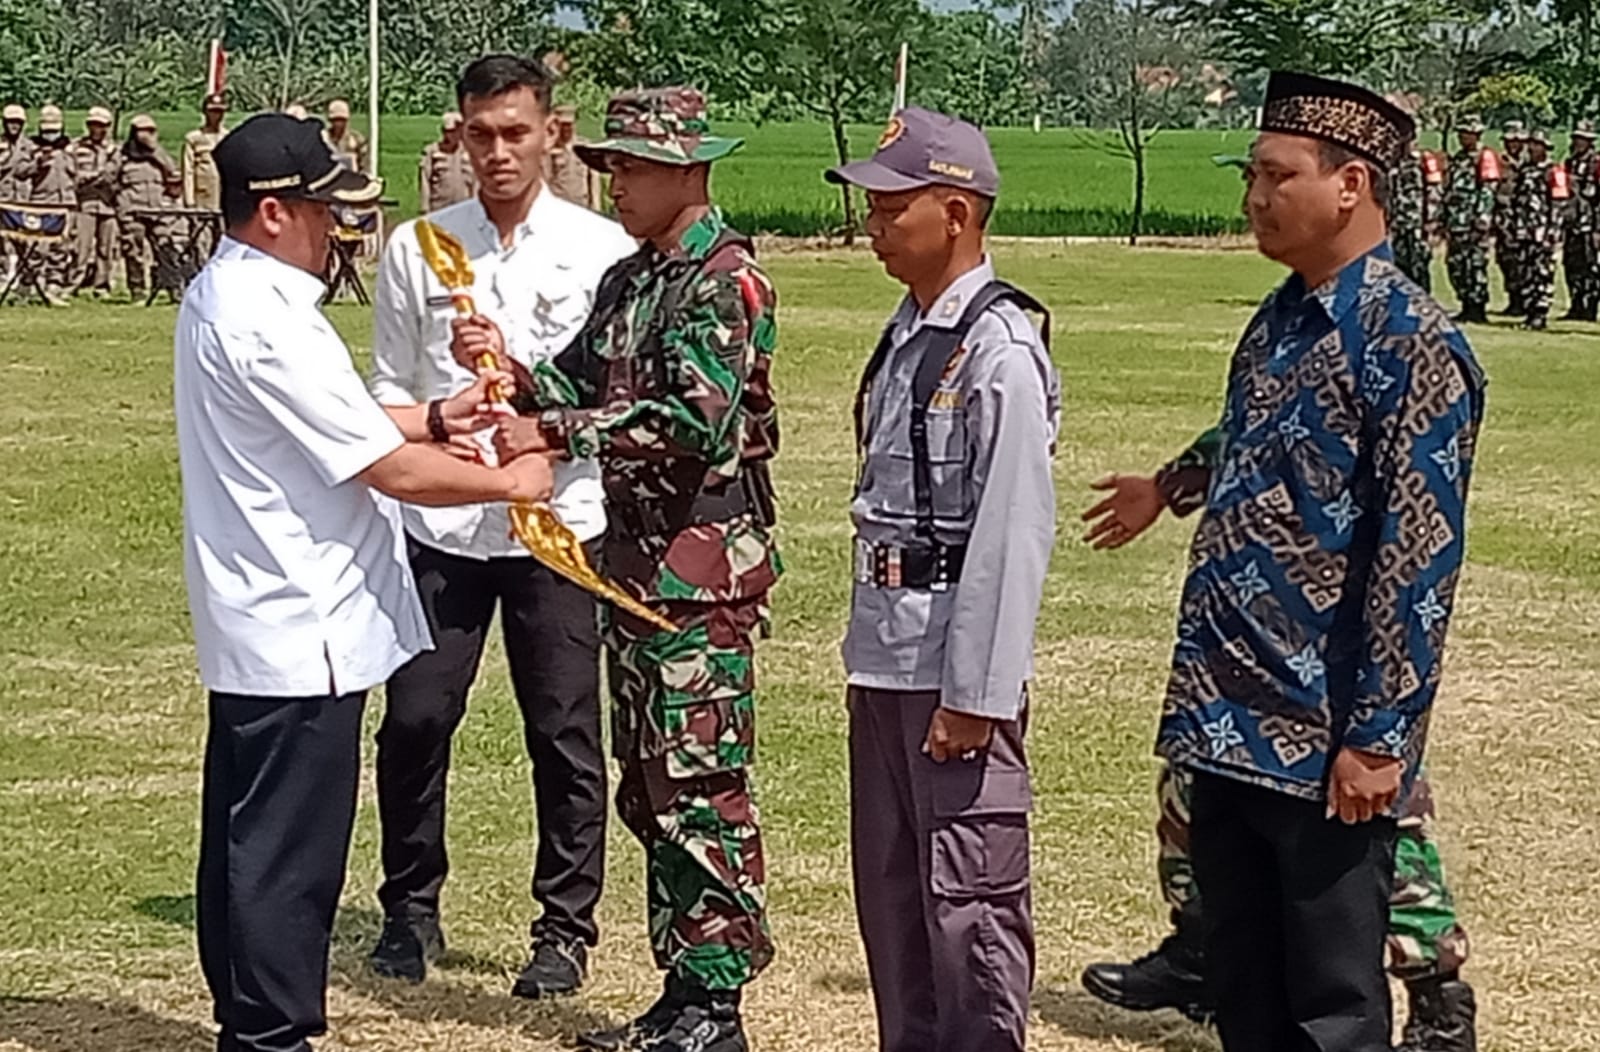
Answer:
[{"left": 826, "top": 107, "right": 1000, "bottom": 198}]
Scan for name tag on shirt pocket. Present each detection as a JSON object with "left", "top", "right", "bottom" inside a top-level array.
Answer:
[{"left": 425, "top": 294, "right": 456, "bottom": 310}]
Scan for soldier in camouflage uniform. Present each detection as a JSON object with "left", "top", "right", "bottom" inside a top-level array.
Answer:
[
  {"left": 416, "top": 112, "right": 475, "bottom": 214},
  {"left": 70, "top": 107, "right": 119, "bottom": 295},
  {"left": 1506, "top": 130, "right": 1563, "bottom": 330},
  {"left": 1561, "top": 121, "right": 1599, "bottom": 322},
  {"left": 1392, "top": 148, "right": 1433, "bottom": 291},
  {"left": 454, "top": 87, "right": 776, "bottom": 1052},
  {"left": 1, "top": 104, "right": 34, "bottom": 286},
  {"left": 26, "top": 105, "right": 77, "bottom": 305},
  {"left": 113, "top": 115, "right": 184, "bottom": 302},
  {"left": 325, "top": 100, "right": 370, "bottom": 172},
  {"left": 182, "top": 94, "right": 228, "bottom": 211},
  {"left": 1444, "top": 116, "right": 1499, "bottom": 324},
  {"left": 1080, "top": 427, "right": 1478, "bottom": 1052},
  {"left": 1494, "top": 121, "right": 1527, "bottom": 315}
]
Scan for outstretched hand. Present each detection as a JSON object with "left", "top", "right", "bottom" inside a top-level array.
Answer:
[{"left": 1081, "top": 473, "right": 1164, "bottom": 550}]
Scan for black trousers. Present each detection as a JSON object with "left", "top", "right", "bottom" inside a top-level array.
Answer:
[
  {"left": 197, "top": 690, "right": 366, "bottom": 1052},
  {"left": 376, "top": 538, "right": 606, "bottom": 943},
  {"left": 1190, "top": 771, "right": 1398, "bottom": 1052}
]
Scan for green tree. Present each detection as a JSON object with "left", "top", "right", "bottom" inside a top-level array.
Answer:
[{"left": 1166, "top": 0, "right": 1439, "bottom": 79}]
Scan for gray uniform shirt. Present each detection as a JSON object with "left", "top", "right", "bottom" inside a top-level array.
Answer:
[{"left": 842, "top": 259, "right": 1060, "bottom": 720}]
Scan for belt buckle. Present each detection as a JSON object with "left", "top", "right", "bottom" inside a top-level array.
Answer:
[
  {"left": 929, "top": 546, "right": 950, "bottom": 593},
  {"left": 854, "top": 538, "right": 873, "bottom": 585},
  {"left": 884, "top": 546, "right": 902, "bottom": 589}
]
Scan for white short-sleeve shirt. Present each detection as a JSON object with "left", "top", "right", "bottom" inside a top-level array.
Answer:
[
  {"left": 369, "top": 188, "right": 638, "bottom": 556},
  {"left": 174, "top": 236, "right": 432, "bottom": 697}
]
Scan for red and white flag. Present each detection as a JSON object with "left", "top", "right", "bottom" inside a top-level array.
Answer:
[{"left": 207, "top": 40, "right": 228, "bottom": 97}]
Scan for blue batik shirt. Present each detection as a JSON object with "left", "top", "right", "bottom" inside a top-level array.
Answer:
[{"left": 1156, "top": 244, "right": 1486, "bottom": 807}]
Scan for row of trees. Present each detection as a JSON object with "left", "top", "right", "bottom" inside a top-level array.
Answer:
[{"left": 2, "top": 0, "right": 1597, "bottom": 236}]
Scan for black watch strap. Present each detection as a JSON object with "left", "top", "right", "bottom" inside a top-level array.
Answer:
[{"left": 426, "top": 399, "right": 450, "bottom": 443}]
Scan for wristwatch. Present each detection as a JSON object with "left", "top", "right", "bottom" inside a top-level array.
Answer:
[
  {"left": 426, "top": 399, "right": 450, "bottom": 443},
  {"left": 538, "top": 407, "right": 568, "bottom": 447}
]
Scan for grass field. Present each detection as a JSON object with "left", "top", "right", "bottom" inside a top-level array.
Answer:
[
  {"left": 4, "top": 244, "right": 1600, "bottom": 1052},
  {"left": 90, "top": 111, "right": 1259, "bottom": 236}
]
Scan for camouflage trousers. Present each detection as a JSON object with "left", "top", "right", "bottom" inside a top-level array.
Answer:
[
  {"left": 1508, "top": 238, "right": 1558, "bottom": 319},
  {"left": 1393, "top": 232, "right": 1433, "bottom": 293},
  {"left": 1495, "top": 235, "right": 1520, "bottom": 307},
  {"left": 1446, "top": 236, "right": 1491, "bottom": 310},
  {"left": 1564, "top": 230, "right": 1600, "bottom": 313},
  {"left": 1158, "top": 763, "right": 1470, "bottom": 981},
  {"left": 607, "top": 596, "right": 774, "bottom": 991}
]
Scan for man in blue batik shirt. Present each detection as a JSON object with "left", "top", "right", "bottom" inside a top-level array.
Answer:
[{"left": 1140, "top": 73, "right": 1486, "bottom": 1052}]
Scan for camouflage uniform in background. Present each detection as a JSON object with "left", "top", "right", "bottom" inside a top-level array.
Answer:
[
  {"left": 1443, "top": 124, "right": 1499, "bottom": 321},
  {"left": 1494, "top": 124, "right": 1526, "bottom": 313},
  {"left": 418, "top": 119, "right": 475, "bottom": 214},
  {"left": 69, "top": 114, "right": 119, "bottom": 294},
  {"left": 0, "top": 109, "right": 36, "bottom": 282},
  {"left": 1506, "top": 139, "right": 1562, "bottom": 328},
  {"left": 113, "top": 121, "right": 183, "bottom": 299},
  {"left": 512, "top": 189, "right": 780, "bottom": 993},
  {"left": 1391, "top": 152, "right": 1433, "bottom": 292},
  {"left": 1562, "top": 123, "right": 1599, "bottom": 322}
]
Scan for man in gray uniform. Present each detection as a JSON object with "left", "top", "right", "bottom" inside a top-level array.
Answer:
[{"left": 826, "top": 107, "right": 1059, "bottom": 1052}]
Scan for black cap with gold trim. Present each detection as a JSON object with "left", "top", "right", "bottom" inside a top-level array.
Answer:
[
  {"left": 1259, "top": 71, "right": 1416, "bottom": 172},
  {"left": 215, "top": 113, "right": 383, "bottom": 208}
]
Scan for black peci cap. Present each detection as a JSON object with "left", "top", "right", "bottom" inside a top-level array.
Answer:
[
  {"left": 214, "top": 113, "right": 383, "bottom": 208},
  {"left": 1260, "top": 72, "right": 1416, "bottom": 171}
]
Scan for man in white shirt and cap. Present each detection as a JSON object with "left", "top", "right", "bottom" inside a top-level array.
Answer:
[
  {"left": 175, "top": 111, "right": 554, "bottom": 1052},
  {"left": 366, "top": 52, "right": 637, "bottom": 997}
]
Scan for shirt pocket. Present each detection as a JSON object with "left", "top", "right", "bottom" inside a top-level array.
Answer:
[{"left": 865, "top": 403, "right": 971, "bottom": 522}]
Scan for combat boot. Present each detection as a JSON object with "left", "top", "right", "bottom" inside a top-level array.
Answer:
[
  {"left": 1522, "top": 313, "right": 1548, "bottom": 330},
  {"left": 640, "top": 989, "right": 747, "bottom": 1052},
  {"left": 577, "top": 973, "right": 693, "bottom": 1051},
  {"left": 1398, "top": 973, "right": 1477, "bottom": 1052},
  {"left": 1080, "top": 910, "right": 1214, "bottom": 1023}
]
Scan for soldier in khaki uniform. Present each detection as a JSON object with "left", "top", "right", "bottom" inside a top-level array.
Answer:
[
  {"left": 545, "top": 105, "right": 601, "bottom": 211},
  {"left": 114, "top": 114, "right": 181, "bottom": 300},
  {"left": 183, "top": 94, "right": 229, "bottom": 210},
  {"left": 71, "top": 107, "right": 119, "bottom": 295},
  {"left": 26, "top": 105, "right": 77, "bottom": 304},
  {"left": 326, "top": 100, "right": 369, "bottom": 172},
  {"left": 1, "top": 104, "right": 33, "bottom": 284},
  {"left": 417, "top": 111, "right": 475, "bottom": 213}
]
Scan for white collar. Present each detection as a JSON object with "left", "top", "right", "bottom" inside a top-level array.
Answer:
[
  {"left": 214, "top": 235, "right": 327, "bottom": 306},
  {"left": 896, "top": 256, "right": 998, "bottom": 335},
  {"left": 466, "top": 183, "right": 557, "bottom": 251}
]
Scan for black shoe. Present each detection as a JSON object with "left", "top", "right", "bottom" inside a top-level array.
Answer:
[
  {"left": 1080, "top": 934, "right": 1214, "bottom": 1022},
  {"left": 1399, "top": 975, "right": 1477, "bottom": 1052},
  {"left": 639, "top": 991, "right": 747, "bottom": 1052},
  {"left": 576, "top": 975, "right": 695, "bottom": 1051},
  {"left": 511, "top": 933, "right": 587, "bottom": 1000},
  {"left": 1522, "top": 314, "right": 1548, "bottom": 331},
  {"left": 368, "top": 913, "right": 445, "bottom": 983}
]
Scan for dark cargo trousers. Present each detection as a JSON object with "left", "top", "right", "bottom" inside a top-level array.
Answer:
[{"left": 848, "top": 687, "right": 1034, "bottom": 1052}]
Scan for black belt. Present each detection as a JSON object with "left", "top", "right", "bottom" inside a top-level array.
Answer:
[
  {"left": 611, "top": 465, "right": 775, "bottom": 539},
  {"left": 854, "top": 539, "right": 967, "bottom": 591}
]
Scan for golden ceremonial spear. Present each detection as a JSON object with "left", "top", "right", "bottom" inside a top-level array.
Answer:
[{"left": 414, "top": 220, "right": 678, "bottom": 633}]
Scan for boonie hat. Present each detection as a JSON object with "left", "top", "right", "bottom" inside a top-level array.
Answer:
[
  {"left": 327, "top": 99, "right": 351, "bottom": 120},
  {"left": 827, "top": 106, "right": 1000, "bottom": 198},
  {"left": 576, "top": 87, "right": 742, "bottom": 172},
  {"left": 86, "top": 106, "right": 112, "bottom": 126},
  {"left": 1574, "top": 120, "right": 1597, "bottom": 141},
  {"left": 38, "top": 105, "right": 63, "bottom": 133},
  {"left": 131, "top": 114, "right": 158, "bottom": 131},
  {"left": 2, "top": 104, "right": 24, "bottom": 122},
  {"left": 214, "top": 113, "right": 383, "bottom": 207},
  {"left": 1458, "top": 114, "right": 1486, "bottom": 135},
  {"left": 442, "top": 111, "right": 463, "bottom": 130}
]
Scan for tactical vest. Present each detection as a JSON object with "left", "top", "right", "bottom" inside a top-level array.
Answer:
[
  {"left": 571, "top": 224, "right": 777, "bottom": 538},
  {"left": 854, "top": 279, "right": 1050, "bottom": 551}
]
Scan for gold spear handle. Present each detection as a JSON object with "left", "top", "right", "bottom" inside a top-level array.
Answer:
[{"left": 413, "top": 221, "right": 679, "bottom": 634}]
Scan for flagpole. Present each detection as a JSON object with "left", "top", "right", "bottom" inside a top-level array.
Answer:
[
  {"left": 892, "top": 42, "right": 908, "bottom": 116},
  {"left": 367, "top": 0, "right": 379, "bottom": 175}
]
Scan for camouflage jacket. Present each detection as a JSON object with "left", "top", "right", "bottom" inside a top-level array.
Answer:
[
  {"left": 1508, "top": 159, "right": 1562, "bottom": 247},
  {"left": 70, "top": 137, "right": 118, "bottom": 215},
  {"left": 513, "top": 207, "right": 781, "bottom": 604},
  {"left": 1443, "top": 147, "right": 1497, "bottom": 238},
  {"left": 1390, "top": 158, "right": 1426, "bottom": 248},
  {"left": 27, "top": 139, "right": 77, "bottom": 206},
  {"left": 1567, "top": 148, "right": 1599, "bottom": 236}
]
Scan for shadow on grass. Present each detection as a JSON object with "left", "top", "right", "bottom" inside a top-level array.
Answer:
[
  {"left": 133, "top": 893, "right": 609, "bottom": 1044},
  {"left": 1034, "top": 986, "right": 1218, "bottom": 1051},
  {"left": 0, "top": 996, "right": 213, "bottom": 1052}
]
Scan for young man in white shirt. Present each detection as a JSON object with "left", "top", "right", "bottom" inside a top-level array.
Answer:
[
  {"left": 177, "top": 113, "right": 555, "bottom": 1052},
  {"left": 367, "top": 54, "right": 638, "bottom": 995}
]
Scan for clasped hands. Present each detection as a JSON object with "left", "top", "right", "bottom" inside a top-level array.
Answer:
[{"left": 436, "top": 315, "right": 554, "bottom": 464}]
